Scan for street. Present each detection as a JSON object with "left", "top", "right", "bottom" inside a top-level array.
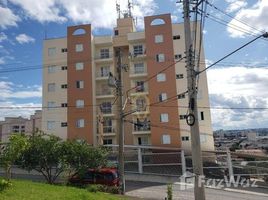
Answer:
[{"left": 126, "top": 181, "right": 268, "bottom": 200}]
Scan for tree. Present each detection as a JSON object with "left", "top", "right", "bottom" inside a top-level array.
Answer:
[
  {"left": 19, "top": 134, "right": 65, "bottom": 184},
  {"left": 0, "top": 134, "right": 28, "bottom": 180},
  {"left": 62, "top": 140, "right": 108, "bottom": 178}
]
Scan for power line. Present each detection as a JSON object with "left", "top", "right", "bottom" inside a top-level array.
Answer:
[
  {"left": 206, "top": 0, "right": 265, "bottom": 36},
  {"left": 198, "top": 32, "right": 268, "bottom": 75}
]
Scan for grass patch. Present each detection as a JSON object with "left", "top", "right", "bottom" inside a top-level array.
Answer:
[{"left": 0, "top": 179, "right": 125, "bottom": 200}]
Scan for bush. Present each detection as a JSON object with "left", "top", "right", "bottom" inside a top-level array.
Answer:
[
  {"left": 86, "top": 184, "right": 119, "bottom": 194},
  {"left": 106, "top": 186, "right": 119, "bottom": 194},
  {"left": 0, "top": 178, "right": 12, "bottom": 192},
  {"left": 87, "top": 184, "right": 106, "bottom": 193}
]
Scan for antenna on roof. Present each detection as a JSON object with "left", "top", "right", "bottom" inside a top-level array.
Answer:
[
  {"left": 44, "top": 29, "right": 47, "bottom": 39},
  {"left": 128, "top": 0, "right": 133, "bottom": 18},
  {"left": 116, "top": 0, "right": 121, "bottom": 19}
]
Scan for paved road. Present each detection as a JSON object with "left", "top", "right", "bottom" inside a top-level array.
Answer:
[{"left": 126, "top": 181, "right": 268, "bottom": 200}]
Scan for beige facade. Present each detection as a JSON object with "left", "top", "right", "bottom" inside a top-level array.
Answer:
[
  {"left": 42, "top": 38, "right": 68, "bottom": 139},
  {"left": 0, "top": 110, "right": 42, "bottom": 143},
  {"left": 42, "top": 14, "right": 214, "bottom": 152}
]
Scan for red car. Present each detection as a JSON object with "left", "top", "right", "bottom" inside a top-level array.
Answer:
[{"left": 69, "top": 168, "right": 119, "bottom": 186}]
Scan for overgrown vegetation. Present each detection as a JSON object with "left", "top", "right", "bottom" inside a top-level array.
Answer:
[{"left": 166, "top": 184, "right": 173, "bottom": 200}]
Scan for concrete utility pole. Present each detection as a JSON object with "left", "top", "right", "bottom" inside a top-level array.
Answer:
[
  {"left": 116, "top": 48, "right": 126, "bottom": 194},
  {"left": 182, "top": 0, "right": 206, "bottom": 200}
]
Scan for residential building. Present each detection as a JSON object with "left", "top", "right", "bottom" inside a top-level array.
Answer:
[
  {"left": 42, "top": 13, "right": 214, "bottom": 152},
  {"left": 0, "top": 110, "right": 42, "bottom": 143}
]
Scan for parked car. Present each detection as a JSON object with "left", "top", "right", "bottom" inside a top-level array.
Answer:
[{"left": 68, "top": 168, "right": 119, "bottom": 186}]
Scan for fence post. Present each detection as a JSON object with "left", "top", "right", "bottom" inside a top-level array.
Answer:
[
  {"left": 138, "top": 147, "right": 143, "bottom": 174},
  {"left": 227, "top": 149, "right": 234, "bottom": 177},
  {"left": 181, "top": 150, "right": 186, "bottom": 175}
]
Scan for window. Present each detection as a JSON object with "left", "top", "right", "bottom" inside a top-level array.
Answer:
[
  {"left": 138, "top": 136, "right": 149, "bottom": 145},
  {"left": 133, "top": 45, "right": 143, "bottom": 56},
  {"left": 48, "top": 65, "right": 56, "bottom": 73},
  {"left": 61, "top": 122, "right": 68, "bottom": 127},
  {"left": 100, "top": 48, "right": 109, "bottom": 59},
  {"left": 61, "top": 103, "right": 67, "bottom": 107},
  {"left": 177, "top": 94, "right": 185, "bottom": 99},
  {"left": 103, "top": 117, "right": 113, "bottom": 133},
  {"left": 47, "top": 101, "right": 56, "bottom": 110},
  {"left": 173, "top": 35, "right": 180, "bottom": 40},
  {"left": 61, "top": 48, "right": 67, "bottom": 53},
  {"left": 48, "top": 83, "right": 55, "bottom": 92},
  {"left": 151, "top": 18, "right": 166, "bottom": 26},
  {"left": 114, "top": 29, "right": 119, "bottom": 36},
  {"left": 103, "top": 139, "right": 113, "bottom": 145},
  {"left": 180, "top": 115, "right": 187, "bottom": 120},
  {"left": 135, "top": 81, "right": 145, "bottom": 92},
  {"left": 200, "top": 111, "right": 204, "bottom": 121},
  {"left": 75, "top": 62, "right": 84, "bottom": 70},
  {"left": 157, "top": 73, "right": 166, "bottom": 82},
  {"left": 100, "top": 66, "right": 110, "bottom": 77},
  {"left": 47, "top": 121, "right": 55, "bottom": 130},
  {"left": 76, "top": 80, "right": 84, "bottom": 89},
  {"left": 48, "top": 47, "right": 56, "bottom": 56},
  {"left": 156, "top": 54, "right": 165, "bottom": 62},
  {"left": 155, "top": 35, "right": 163, "bottom": 43},
  {"left": 176, "top": 74, "right": 184, "bottom": 79},
  {"left": 182, "top": 136, "right": 189, "bottom": 141},
  {"left": 75, "top": 44, "right": 83, "bottom": 52},
  {"left": 76, "top": 119, "right": 85, "bottom": 128},
  {"left": 76, "top": 100, "right": 84, "bottom": 108},
  {"left": 61, "top": 84, "right": 67, "bottom": 89},
  {"left": 160, "top": 113, "right": 169, "bottom": 122},
  {"left": 162, "top": 134, "right": 171, "bottom": 144},
  {"left": 100, "top": 102, "right": 112, "bottom": 114},
  {"left": 134, "top": 63, "right": 144, "bottom": 74},
  {"left": 159, "top": 93, "right": 167, "bottom": 102},
  {"left": 136, "top": 97, "right": 146, "bottom": 111},
  {"left": 61, "top": 66, "right": 67, "bottom": 70},
  {"left": 175, "top": 54, "right": 182, "bottom": 60}
]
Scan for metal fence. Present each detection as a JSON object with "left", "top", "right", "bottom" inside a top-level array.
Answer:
[{"left": 106, "top": 145, "right": 268, "bottom": 181}]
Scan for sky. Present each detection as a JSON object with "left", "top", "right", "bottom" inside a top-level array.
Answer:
[{"left": 0, "top": 0, "right": 268, "bottom": 130}]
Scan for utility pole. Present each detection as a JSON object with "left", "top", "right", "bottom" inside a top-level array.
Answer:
[
  {"left": 183, "top": 0, "right": 206, "bottom": 200},
  {"left": 116, "top": 48, "right": 125, "bottom": 194}
]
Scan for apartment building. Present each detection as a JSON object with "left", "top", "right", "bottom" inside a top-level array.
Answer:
[
  {"left": 42, "top": 13, "right": 214, "bottom": 152},
  {"left": 0, "top": 110, "right": 42, "bottom": 142}
]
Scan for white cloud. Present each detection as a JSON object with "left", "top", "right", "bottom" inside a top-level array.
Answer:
[
  {"left": 225, "top": 0, "right": 247, "bottom": 13},
  {"left": 15, "top": 33, "right": 35, "bottom": 44},
  {"left": 8, "top": 0, "right": 67, "bottom": 23},
  {"left": 0, "top": 32, "right": 7, "bottom": 42},
  {"left": 0, "top": 102, "right": 41, "bottom": 121},
  {"left": 7, "top": 0, "right": 157, "bottom": 29},
  {"left": 0, "top": 81, "right": 42, "bottom": 99},
  {"left": 0, "top": 6, "right": 20, "bottom": 29},
  {"left": 227, "top": 0, "right": 268, "bottom": 38},
  {"left": 207, "top": 66, "right": 268, "bottom": 129}
]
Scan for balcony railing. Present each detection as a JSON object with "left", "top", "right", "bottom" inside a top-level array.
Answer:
[
  {"left": 103, "top": 126, "right": 116, "bottom": 133},
  {"left": 96, "top": 89, "right": 113, "bottom": 96},
  {"left": 96, "top": 71, "right": 109, "bottom": 78},
  {"left": 95, "top": 53, "right": 113, "bottom": 60},
  {"left": 134, "top": 124, "right": 151, "bottom": 132}
]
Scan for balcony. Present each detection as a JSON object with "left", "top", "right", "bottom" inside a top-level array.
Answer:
[
  {"left": 103, "top": 126, "right": 116, "bottom": 136},
  {"left": 100, "top": 107, "right": 116, "bottom": 116},
  {"left": 129, "top": 67, "right": 147, "bottom": 78},
  {"left": 130, "top": 85, "right": 148, "bottom": 96},
  {"left": 94, "top": 53, "right": 114, "bottom": 63},
  {"left": 96, "top": 89, "right": 114, "bottom": 99},
  {"left": 95, "top": 71, "right": 109, "bottom": 80},
  {"left": 133, "top": 124, "right": 151, "bottom": 135},
  {"left": 129, "top": 51, "right": 146, "bottom": 61}
]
